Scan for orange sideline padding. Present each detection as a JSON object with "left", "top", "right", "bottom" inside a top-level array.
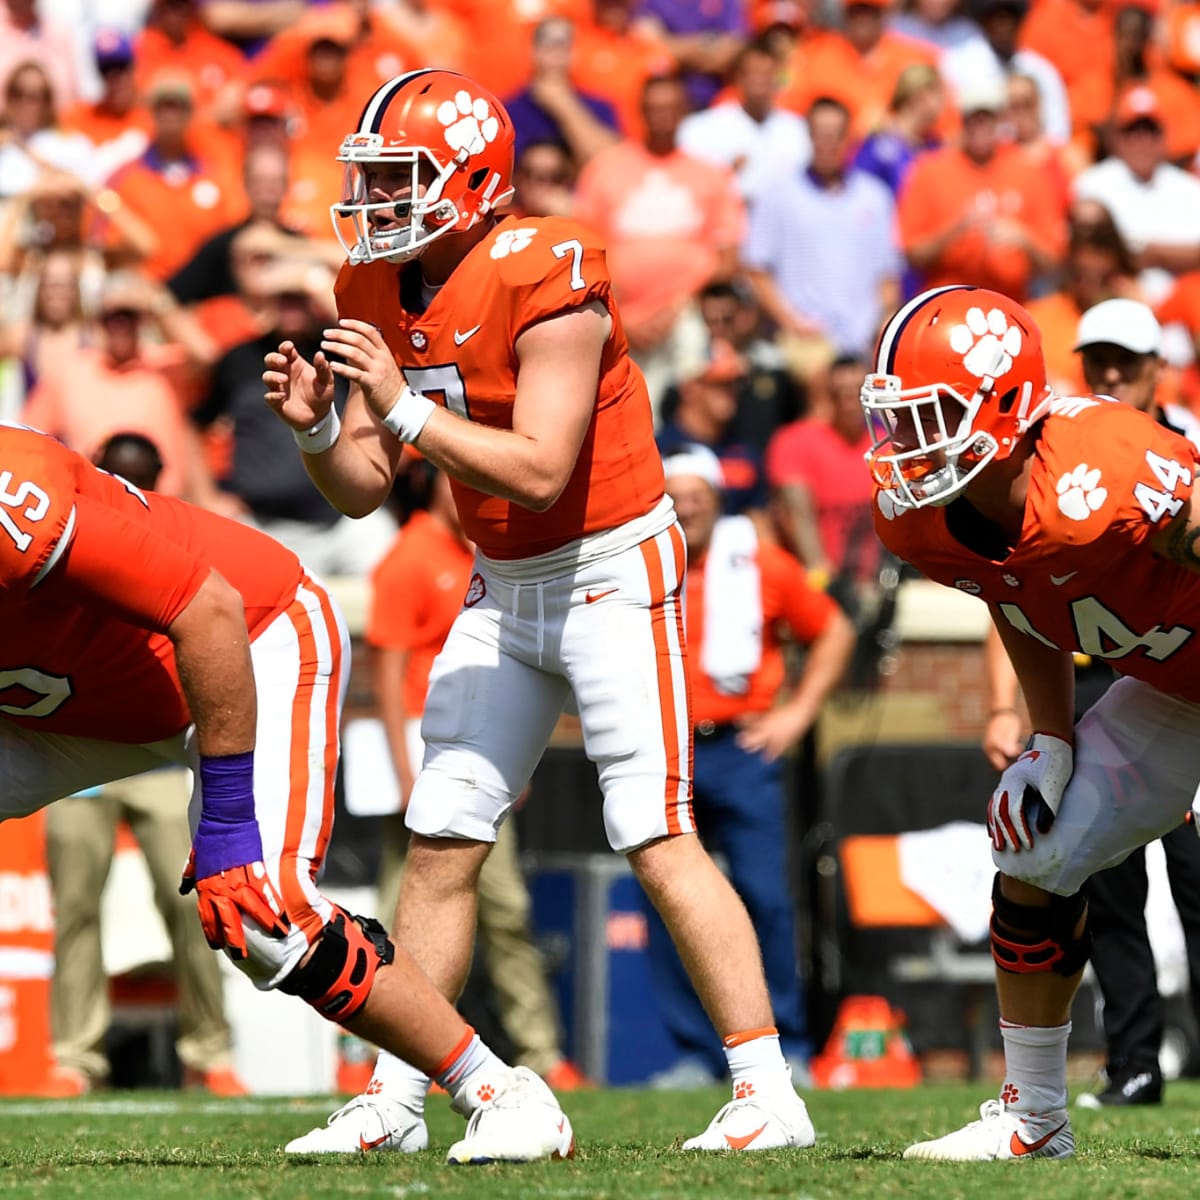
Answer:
[
  {"left": 0, "top": 811, "right": 55, "bottom": 1093},
  {"left": 840, "top": 834, "right": 945, "bottom": 928}
]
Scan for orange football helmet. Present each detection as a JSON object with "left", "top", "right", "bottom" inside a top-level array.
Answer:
[
  {"left": 332, "top": 69, "right": 515, "bottom": 264},
  {"left": 861, "top": 285, "right": 1052, "bottom": 508}
]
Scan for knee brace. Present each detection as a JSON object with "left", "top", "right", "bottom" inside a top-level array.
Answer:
[
  {"left": 278, "top": 907, "right": 395, "bottom": 1023},
  {"left": 989, "top": 873, "right": 1091, "bottom": 976}
]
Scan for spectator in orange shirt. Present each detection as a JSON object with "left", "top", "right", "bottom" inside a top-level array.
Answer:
[
  {"left": 571, "top": 0, "right": 676, "bottom": 137},
  {"left": 252, "top": 1, "right": 416, "bottom": 99},
  {"left": 779, "top": 0, "right": 937, "bottom": 140},
  {"left": 61, "top": 32, "right": 153, "bottom": 182},
  {"left": 573, "top": 73, "right": 745, "bottom": 417},
  {"left": 105, "top": 72, "right": 241, "bottom": 283},
  {"left": 897, "top": 79, "right": 1064, "bottom": 301},
  {"left": 275, "top": 7, "right": 365, "bottom": 169},
  {"left": 1019, "top": 0, "right": 1114, "bottom": 97},
  {"left": 20, "top": 271, "right": 215, "bottom": 501},
  {"left": 134, "top": 0, "right": 246, "bottom": 124},
  {"left": 1026, "top": 213, "right": 1142, "bottom": 397},
  {"left": 1069, "top": 3, "right": 1200, "bottom": 164}
]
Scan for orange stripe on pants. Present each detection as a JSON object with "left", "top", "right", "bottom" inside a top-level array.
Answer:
[{"left": 639, "top": 530, "right": 688, "bottom": 837}]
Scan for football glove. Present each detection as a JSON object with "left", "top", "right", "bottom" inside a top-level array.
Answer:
[
  {"left": 987, "top": 732, "right": 1073, "bottom": 853},
  {"left": 180, "top": 852, "right": 290, "bottom": 959}
]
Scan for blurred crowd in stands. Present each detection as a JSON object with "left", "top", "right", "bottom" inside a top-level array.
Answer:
[{"left": 6, "top": 0, "right": 1200, "bottom": 589}]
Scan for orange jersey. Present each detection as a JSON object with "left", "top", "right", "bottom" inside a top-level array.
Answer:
[
  {"left": 0, "top": 426, "right": 302, "bottom": 743},
  {"left": 687, "top": 539, "right": 838, "bottom": 726},
  {"left": 874, "top": 398, "right": 1200, "bottom": 702},
  {"left": 334, "top": 215, "right": 665, "bottom": 559},
  {"left": 366, "top": 511, "right": 474, "bottom": 715}
]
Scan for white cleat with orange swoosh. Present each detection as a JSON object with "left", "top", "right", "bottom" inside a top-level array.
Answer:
[
  {"left": 682, "top": 1083, "right": 816, "bottom": 1151},
  {"left": 284, "top": 1086, "right": 428, "bottom": 1154},
  {"left": 904, "top": 1099, "right": 1074, "bottom": 1160}
]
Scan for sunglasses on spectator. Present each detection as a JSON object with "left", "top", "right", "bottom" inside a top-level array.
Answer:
[
  {"left": 100, "top": 307, "right": 142, "bottom": 323},
  {"left": 99, "top": 61, "right": 133, "bottom": 76},
  {"left": 7, "top": 86, "right": 50, "bottom": 101}
]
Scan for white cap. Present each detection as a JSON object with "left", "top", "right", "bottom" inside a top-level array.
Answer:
[
  {"left": 1074, "top": 298, "right": 1162, "bottom": 356},
  {"left": 662, "top": 444, "right": 724, "bottom": 491},
  {"left": 956, "top": 79, "right": 1007, "bottom": 115}
]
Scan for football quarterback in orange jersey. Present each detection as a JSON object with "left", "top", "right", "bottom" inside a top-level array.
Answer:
[
  {"left": 863, "top": 284, "right": 1200, "bottom": 1161},
  {"left": 265, "top": 69, "right": 816, "bottom": 1156}
]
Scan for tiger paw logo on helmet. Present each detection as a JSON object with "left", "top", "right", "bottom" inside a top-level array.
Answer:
[
  {"left": 948, "top": 306, "right": 1024, "bottom": 379},
  {"left": 437, "top": 90, "right": 500, "bottom": 157}
]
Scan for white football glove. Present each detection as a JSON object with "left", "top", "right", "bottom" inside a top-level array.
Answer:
[{"left": 988, "top": 733, "right": 1073, "bottom": 853}]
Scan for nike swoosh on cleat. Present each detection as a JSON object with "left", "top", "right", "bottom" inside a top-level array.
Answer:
[
  {"left": 557, "top": 1118, "right": 566, "bottom": 1133},
  {"left": 725, "top": 1123, "right": 768, "bottom": 1150},
  {"left": 1010, "top": 1122, "right": 1067, "bottom": 1156},
  {"left": 454, "top": 325, "right": 482, "bottom": 346},
  {"left": 585, "top": 588, "right": 618, "bottom": 604},
  {"left": 359, "top": 1133, "right": 391, "bottom": 1151},
  {"left": 1050, "top": 572, "right": 1078, "bottom": 585}
]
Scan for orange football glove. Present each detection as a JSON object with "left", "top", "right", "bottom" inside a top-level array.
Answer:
[{"left": 180, "top": 855, "right": 290, "bottom": 959}]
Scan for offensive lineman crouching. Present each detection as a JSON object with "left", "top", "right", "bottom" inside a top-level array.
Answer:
[{"left": 0, "top": 423, "right": 571, "bottom": 1164}]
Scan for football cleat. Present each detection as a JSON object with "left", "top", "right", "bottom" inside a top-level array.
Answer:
[
  {"left": 284, "top": 1092, "right": 428, "bottom": 1154},
  {"left": 446, "top": 1066, "right": 575, "bottom": 1165},
  {"left": 904, "top": 1098, "right": 1074, "bottom": 1160},
  {"left": 682, "top": 1086, "right": 816, "bottom": 1151}
]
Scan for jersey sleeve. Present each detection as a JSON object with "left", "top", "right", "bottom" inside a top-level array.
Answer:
[
  {"left": 0, "top": 434, "right": 80, "bottom": 598},
  {"left": 46, "top": 492, "right": 210, "bottom": 632},
  {"left": 1039, "top": 402, "right": 1198, "bottom": 549},
  {"left": 494, "top": 219, "right": 614, "bottom": 342}
]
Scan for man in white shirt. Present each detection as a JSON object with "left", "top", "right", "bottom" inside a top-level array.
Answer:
[
  {"left": 1072, "top": 86, "right": 1200, "bottom": 307},
  {"left": 940, "top": 0, "right": 1070, "bottom": 143},
  {"left": 677, "top": 35, "right": 810, "bottom": 205}
]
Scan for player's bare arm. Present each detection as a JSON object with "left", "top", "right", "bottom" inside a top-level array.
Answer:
[
  {"left": 322, "top": 302, "right": 610, "bottom": 512},
  {"left": 990, "top": 603, "right": 1075, "bottom": 742},
  {"left": 264, "top": 336, "right": 400, "bottom": 518},
  {"left": 168, "top": 568, "right": 257, "bottom": 756},
  {"left": 1152, "top": 494, "right": 1200, "bottom": 574}
]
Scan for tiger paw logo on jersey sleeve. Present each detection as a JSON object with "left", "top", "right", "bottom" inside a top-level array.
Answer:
[
  {"left": 1056, "top": 464, "right": 1108, "bottom": 521},
  {"left": 489, "top": 228, "right": 537, "bottom": 259},
  {"left": 437, "top": 89, "right": 500, "bottom": 157},
  {"left": 948, "top": 306, "right": 1023, "bottom": 378}
]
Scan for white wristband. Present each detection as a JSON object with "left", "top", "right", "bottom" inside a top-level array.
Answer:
[
  {"left": 293, "top": 407, "right": 341, "bottom": 454},
  {"left": 382, "top": 386, "right": 436, "bottom": 443}
]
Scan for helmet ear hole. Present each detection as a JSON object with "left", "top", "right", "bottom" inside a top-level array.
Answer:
[
  {"left": 998, "top": 386, "right": 1019, "bottom": 414},
  {"left": 468, "top": 167, "right": 488, "bottom": 189}
]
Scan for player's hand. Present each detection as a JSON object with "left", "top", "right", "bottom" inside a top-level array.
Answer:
[
  {"left": 180, "top": 853, "right": 290, "bottom": 959},
  {"left": 319, "top": 319, "right": 406, "bottom": 422},
  {"left": 982, "top": 709, "right": 1024, "bottom": 772},
  {"left": 987, "top": 732, "right": 1073, "bottom": 853},
  {"left": 263, "top": 339, "right": 336, "bottom": 431}
]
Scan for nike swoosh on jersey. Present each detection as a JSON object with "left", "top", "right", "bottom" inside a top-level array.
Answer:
[
  {"left": 585, "top": 588, "right": 618, "bottom": 604},
  {"left": 454, "top": 324, "right": 482, "bottom": 345},
  {"left": 1050, "top": 572, "right": 1079, "bottom": 585},
  {"left": 724, "top": 1123, "right": 768, "bottom": 1150},
  {"left": 1009, "top": 1121, "right": 1067, "bottom": 1156}
]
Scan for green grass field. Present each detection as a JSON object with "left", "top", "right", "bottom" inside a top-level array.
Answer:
[{"left": 3, "top": 1082, "right": 1200, "bottom": 1200}]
